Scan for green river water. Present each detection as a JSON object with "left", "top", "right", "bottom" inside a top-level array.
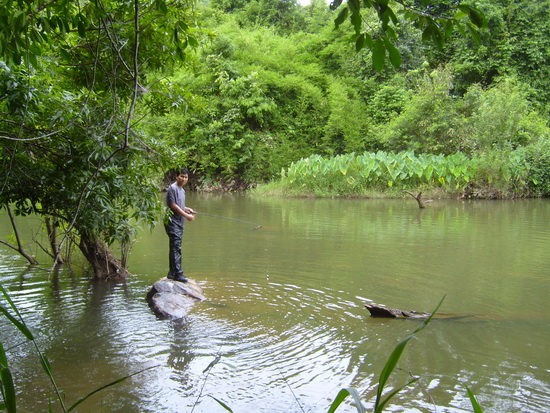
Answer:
[{"left": 1, "top": 194, "right": 549, "bottom": 412}]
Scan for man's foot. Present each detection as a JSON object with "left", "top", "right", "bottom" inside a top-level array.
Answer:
[{"left": 173, "top": 274, "right": 189, "bottom": 282}]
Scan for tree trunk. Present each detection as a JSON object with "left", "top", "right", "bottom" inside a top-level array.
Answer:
[
  {"left": 45, "top": 216, "right": 65, "bottom": 264},
  {"left": 79, "top": 232, "right": 129, "bottom": 279},
  {"left": 1, "top": 204, "right": 38, "bottom": 265}
]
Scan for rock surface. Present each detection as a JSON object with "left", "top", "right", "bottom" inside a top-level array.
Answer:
[{"left": 146, "top": 278, "right": 205, "bottom": 319}]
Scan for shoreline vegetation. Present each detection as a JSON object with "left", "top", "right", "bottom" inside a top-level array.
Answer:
[{"left": 195, "top": 149, "right": 550, "bottom": 200}]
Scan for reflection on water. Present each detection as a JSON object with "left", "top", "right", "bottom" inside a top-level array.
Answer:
[{"left": 1, "top": 196, "right": 549, "bottom": 412}]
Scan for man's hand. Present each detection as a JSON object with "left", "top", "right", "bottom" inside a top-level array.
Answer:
[{"left": 184, "top": 207, "right": 196, "bottom": 221}]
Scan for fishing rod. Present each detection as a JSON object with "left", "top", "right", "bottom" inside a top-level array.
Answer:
[{"left": 195, "top": 212, "right": 262, "bottom": 229}]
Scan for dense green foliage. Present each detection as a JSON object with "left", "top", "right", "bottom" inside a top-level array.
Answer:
[
  {"left": 264, "top": 148, "right": 540, "bottom": 198},
  {"left": 148, "top": 0, "right": 549, "bottom": 195},
  {"left": 1, "top": 0, "right": 199, "bottom": 276}
]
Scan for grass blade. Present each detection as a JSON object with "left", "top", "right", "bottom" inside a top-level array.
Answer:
[
  {"left": 0, "top": 306, "right": 34, "bottom": 340},
  {"left": 67, "top": 365, "right": 158, "bottom": 412},
  {"left": 0, "top": 284, "right": 34, "bottom": 341},
  {"left": 203, "top": 355, "right": 221, "bottom": 374},
  {"left": 207, "top": 395, "right": 234, "bottom": 412},
  {"left": 0, "top": 343, "right": 16, "bottom": 413},
  {"left": 374, "top": 296, "right": 446, "bottom": 411},
  {"left": 327, "top": 387, "right": 366, "bottom": 413},
  {"left": 374, "top": 378, "right": 418, "bottom": 413},
  {"left": 375, "top": 336, "right": 412, "bottom": 406},
  {"left": 467, "top": 387, "right": 483, "bottom": 413}
]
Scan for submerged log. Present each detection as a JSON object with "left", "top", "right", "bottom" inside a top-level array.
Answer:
[
  {"left": 146, "top": 278, "right": 205, "bottom": 319},
  {"left": 365, "top": 304, "right": 431, "bottom": 319}
]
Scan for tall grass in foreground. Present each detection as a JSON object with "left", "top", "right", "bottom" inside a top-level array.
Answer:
[
  {"left": 0, "top": 284, "right": 155, "bottom": 412},
  {"left": 325, "top": 295, "right": 484, "bottom": 412}
]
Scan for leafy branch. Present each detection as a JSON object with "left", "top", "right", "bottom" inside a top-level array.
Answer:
[{"left": 331, "top": 0, "right": 486, "bottom": 70}]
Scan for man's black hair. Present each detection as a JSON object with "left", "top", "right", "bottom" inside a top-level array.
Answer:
[{"left": 179, "top": 168, "right": 189, "bottom": 175}]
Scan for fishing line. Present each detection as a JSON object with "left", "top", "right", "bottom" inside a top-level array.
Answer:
[{"left": 195, "top": 212, "right": 262, "bottom": 229}]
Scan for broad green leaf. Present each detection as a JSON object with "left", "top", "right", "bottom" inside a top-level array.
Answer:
[
  {"left": 459, "top": 4, "right": 485, "bottom": 28},
  {"left": 156, "top": 0, "right": 168, "bottom": 14},
  {"left": 334, "top": 6, "right": 349, "bottom": 27},
  {"left": 77, "top": 15, "right": 86, "bottom": 38},
  {"left": 467, "top": 23, "right": 482, "bottom": 45},
  {"left": 444, "top": 20, "right": 454, "bottom": 38},
  {"left": 372, "top": 38, "right": 385, "bottom": 70},
  {"left": 364, "top": 32, "right": 373, "bottom": 49},
  {"left": 351, "top": 9, "right": 362, "bottom": 34},
  {"left": 355, "top": 33, "right": 366, "bottom": 52},
  {"left": 383, "top": 5, "right": 398, "bottom": 25},
  {"left": 383, "top": 38, "right": 401, "bottom": 68},
  {"left": 330, "top": 0, "right": 344, "bottom": 11}
]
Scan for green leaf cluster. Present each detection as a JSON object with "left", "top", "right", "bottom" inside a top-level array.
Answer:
[
  {"left": 331, "top": 0, "right": 485, "bottom": 70},
  {"left": 279, "top": 151, "right": 476, "bottom": 196}
]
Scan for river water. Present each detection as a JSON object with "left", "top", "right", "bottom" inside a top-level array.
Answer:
[{"left": 1, "top": 195, "right": 549, "bottom": 412}]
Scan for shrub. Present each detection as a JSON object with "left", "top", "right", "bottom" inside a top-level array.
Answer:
[{"left": 524, "top": 140, "right": 550, "bottom": 196}]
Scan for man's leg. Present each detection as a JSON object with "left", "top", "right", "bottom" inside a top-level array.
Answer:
[{"left": 167, "top": 224, "right": 187, "bottom": 281}]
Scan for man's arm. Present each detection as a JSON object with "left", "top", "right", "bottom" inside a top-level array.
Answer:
[{"left": 169, "top": 202, "right": 196, "bottom": 221}]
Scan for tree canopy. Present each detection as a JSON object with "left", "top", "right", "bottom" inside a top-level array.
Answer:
[{"left": 1, "top": 0, "right": 199, "bottom": 277}]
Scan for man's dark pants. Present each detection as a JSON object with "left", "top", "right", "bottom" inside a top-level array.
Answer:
[{"left": 165, "top": 221, "right": 184, "bottom": 278}]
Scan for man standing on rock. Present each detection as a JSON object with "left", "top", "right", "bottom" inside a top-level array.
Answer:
[{"left": 165, "top": 168, "right": 196, "bottom": 282}]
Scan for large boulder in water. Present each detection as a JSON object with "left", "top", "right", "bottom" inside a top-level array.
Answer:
[{"left": 146, "top": 278, "right": 205, "bottom": 319}]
